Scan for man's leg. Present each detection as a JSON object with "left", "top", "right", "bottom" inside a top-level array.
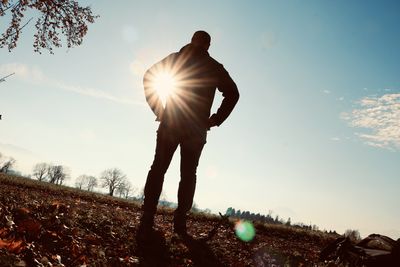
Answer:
[
  {"left": 174, "top": 134, "right": 206, "bottom": 234},
  {"left": 141, "top": 125, "right": 179, "bottom": 229}
]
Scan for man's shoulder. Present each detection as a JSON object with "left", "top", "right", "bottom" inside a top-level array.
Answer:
[
  {"left": 208, "top": 55, "right": 223, "bottom": 67},
  {"left": 207, "top": 56, "right": 228, "bottom": 75},
  {"left": 162, "top": 52, "right": 180, "bottom": 62}
]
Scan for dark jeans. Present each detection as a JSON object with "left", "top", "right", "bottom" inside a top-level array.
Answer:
[{"left": 142, "top": 123, "right": 206, "bottom": 222}]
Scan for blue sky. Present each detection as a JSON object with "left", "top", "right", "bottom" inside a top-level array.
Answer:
[{"left": 1, "top": 0, "right": 399, "bottom": 238}]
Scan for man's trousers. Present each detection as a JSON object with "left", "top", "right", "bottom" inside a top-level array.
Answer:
[{"left": 142, "top": 123, "right": 206, "bottom": 223}]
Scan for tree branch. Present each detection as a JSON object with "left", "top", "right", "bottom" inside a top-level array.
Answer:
[
  {"left": 1, "top": 0, "right": 98, "bottom": 53},
  {"left": 0, "top": 17, "right": 33, "bottom": 41},
  {"left": 0, "top": 0, "right": 20, "bottom": 14}
]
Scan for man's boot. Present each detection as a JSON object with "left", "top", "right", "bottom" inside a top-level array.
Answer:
[
  {"left": 173, "top": 210, "right": 188, "bottom": 236},
  {"left": 136, "top": 212, "right": 156, "bottom": 242}
]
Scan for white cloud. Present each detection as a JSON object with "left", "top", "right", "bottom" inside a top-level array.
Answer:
[
  {"left": 323, "top": 89, "right": 331, "bottom": 94},
  {"left": 0, "top": 63, "right": 45, "bottom": 83},
  {"left": 56, "top": 82, "right": 144, "bottom": 106},
  {"left": 0, "top": 63, "right": 144, "bottom": 106},
  {"left": 344, "top": 93, "right": 400, "bottom": 150}
]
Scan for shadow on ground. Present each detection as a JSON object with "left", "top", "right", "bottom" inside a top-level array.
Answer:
[
  {"left": 136, "top": 231, "right": 224, "bottom": 267},
  {"left": 181, "top": 235, "right": 223, "bottom": 267},
  {"left": 136, "top": 230, "right": 169, "bottom": 266}
]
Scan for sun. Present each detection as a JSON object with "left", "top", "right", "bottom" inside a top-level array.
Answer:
[{"left": 152, "top": 71, "right": 177, "bottom": 106}]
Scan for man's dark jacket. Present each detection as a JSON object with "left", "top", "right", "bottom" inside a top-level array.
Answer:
[{"left": 144, "top": 44, "right": 239, "bottom": 134}]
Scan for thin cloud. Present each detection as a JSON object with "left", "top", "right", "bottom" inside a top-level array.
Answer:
[
  {"left": 0, "top": 63, "right": 145, "bottom": 106},
  {"left": 56, "top": 82, "right": 145, "bottom": 106},
  {"left": 0, "top": 63, "right": 45, "bottom": 83},
  {"left": 0, "top": 142, "right": 37, "bottom": 157},
  {"left": 343, "top": 93, "right": 400, "bottom": 150}
]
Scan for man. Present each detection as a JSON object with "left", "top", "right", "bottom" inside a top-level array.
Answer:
[{"left": 138, "top": 31, "right": 239, "bottom": 238}]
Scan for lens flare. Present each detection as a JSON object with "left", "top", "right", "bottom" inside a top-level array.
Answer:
[
  {"left": 143, "top": 50, "right": 207, "bottom": 121},
  {"left": 235, "top": 220, "right": 255, "bottom": 242},
  {"left": 153, "top": 72, "right": 176, "bottom": 106}
]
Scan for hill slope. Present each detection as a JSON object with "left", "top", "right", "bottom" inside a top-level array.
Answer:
[{"left": 0, "top": 173, "right": 336, "bottom": 266}]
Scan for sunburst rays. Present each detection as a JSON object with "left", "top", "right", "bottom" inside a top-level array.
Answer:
[{"left": 144, "top": 52, "right": 211, "bottom": 124}]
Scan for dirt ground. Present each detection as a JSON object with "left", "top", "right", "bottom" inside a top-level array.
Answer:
[{"left": 0, "top": 174, "right": 337, "bottom": 266}]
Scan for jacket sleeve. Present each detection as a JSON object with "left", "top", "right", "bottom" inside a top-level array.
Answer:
[
  {"left": 143, "top": 59, "right": 166, "bottom": 121},
  {"left": 210, "top": 64, "right": 240, "bottom": 126}
]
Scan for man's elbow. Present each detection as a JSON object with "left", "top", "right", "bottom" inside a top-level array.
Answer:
[{"left": 232, "top": 88, "right": 240, "bottom": 104}]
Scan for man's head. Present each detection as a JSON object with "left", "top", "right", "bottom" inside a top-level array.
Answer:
[{"left": 191, "top": 31, "right": 211, "bottom": 51}]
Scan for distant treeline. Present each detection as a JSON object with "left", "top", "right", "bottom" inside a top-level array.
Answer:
[{"left": 225, "top": 207, "right": 338, "bottom": 235}]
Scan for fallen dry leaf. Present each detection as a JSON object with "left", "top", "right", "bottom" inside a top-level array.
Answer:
[{"left": 0, "top": 238, "right": 25, "bottom": 253}]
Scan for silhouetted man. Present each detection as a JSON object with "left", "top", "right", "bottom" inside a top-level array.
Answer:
[{"left": 138, "top": 31, "right": 239, "bottom": 238}]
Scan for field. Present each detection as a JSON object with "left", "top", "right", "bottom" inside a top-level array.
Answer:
[{"left": 0, "top": 173, "right": 338, "bottom": 266}]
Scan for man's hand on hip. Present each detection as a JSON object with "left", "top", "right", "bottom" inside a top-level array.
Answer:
[{"left": 207, "top": 115, "right": 218, "bottom": 130}]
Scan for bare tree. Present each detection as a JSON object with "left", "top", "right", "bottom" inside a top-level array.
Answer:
[
  {"left": 32, "top": 162, "right": 48, "bottom": 181},
  {"left": 75, "top": 174, "right": 97, "bottom": 191},
  {"left": 47, "top": 164, "right": 69, "bottom": 185},
  {"left": 58, "top": 166, "right": 70, "bottom": 185},
  {"left": 0, "top": 153, "right": 16, "bottom": 173},
  {"left": 116, "top": 181, "right": 128, "bottom": 198},
  {"left": 0, "top": 0, "right": 99, "bottom": 53},
  {"left": 75, "top": 174, "right": 86, "bottom": 190},
  {"left": 100, "top": 168, "right": 127, "bottom": 196},
  {"left": 86, "top": 175, "right": 97, "bottom": 191},
  {"left": 116, "top": 180, "right": 136, "bottom": 199}
]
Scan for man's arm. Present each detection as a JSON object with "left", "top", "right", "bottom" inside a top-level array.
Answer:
[{"left": 209, "top": 65, "right": 240, "bottom": 128}]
